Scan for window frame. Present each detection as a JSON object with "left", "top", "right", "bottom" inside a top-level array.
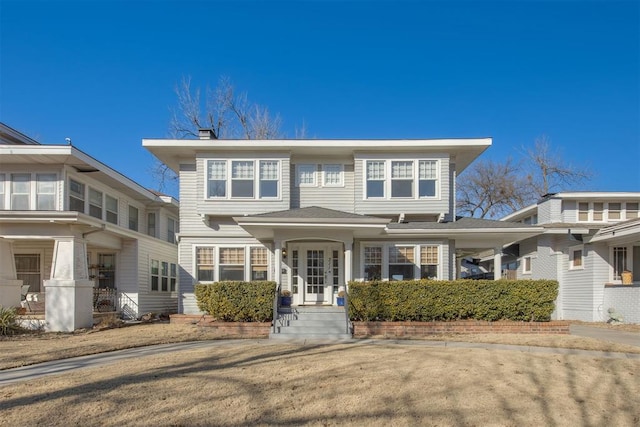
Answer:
[
  {"left": 128, "top": 205, "right": 139, "bottom": 231},
  {"left": 0, "top": 173, "right": 5, "bottom": 210},
  {"left": 105, "top": 194, "right": 118, "bottom": 225},
  {"left": 151, "top": 259, "right": 160, "bottom": 291},
  {"left": 295, "top": 164, "right": 317, "bottom": 187},
  {"left": 167, "top": 217, "right": 177, "bottom": 243},
  {"left": 11, "top": 173, "right": 31, "bottom": 210},
  {"left": 522, "top": 256, "right": 532, "bottom": 275},
  {"left": 205, "top": 159, "right": 282, "bottom": 200},
  {"left": 218, "top": 247, "right": 246, "bottom": 281},
  {"left": 230, "top": 160, "right": 255, "bottom": 198},
  {"left": 36, "top": 173, "right": 56, "bottom": 210},
  {"left": 612, "top": 246, "right": 628, "bottom": 281},
  {"left": 250, "top": 247, "right": 269, "bottom": 281},
  {"left": 363, "top": 159, "right": 440, "bottom": 200},
  {"left": 88, "top": 187, "right": 103, "bottom": 219},
  {"left": 360, "top": 243, "right": 442, "bottom": 281},
  {"left": 69, "top": 178, "right": 85, "bottom": 213},
  {"left": 322, "top": 164, "right": 344, "bottom": 187},
  {"left": 569, "top": 246, "right": 584, "bottom": 270},
  {"left": 195, "top": 246, "right": 215, "bottom": 282},
  {"left": 259, "top": 160, "right": 279, "bottom": 198}
]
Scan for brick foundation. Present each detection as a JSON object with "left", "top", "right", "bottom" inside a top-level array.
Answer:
[
  {"left": 170, "top": 314, "right": 271, "bottom": 338},
  {"left": 353, "top": 320, "right": 570, "bottom": 338}
]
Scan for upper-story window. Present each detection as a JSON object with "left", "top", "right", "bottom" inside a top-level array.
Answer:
[
  {"left": 128, "top": 205, "right": 139, "bottom": 231},
  {"left": 0, "top": 174, "right": 5, "bottom": 209},
  {"left": 365, "top": 159, "right": 439, "bottom": 200},
  {"left": 69, "top": 179, "right": 85, "bottom": 212},
  {"left": 89, "top": 188, "right": 103, "bottom": 219},
  {"left": 207, "top": 159, "right": 280, "bottom": 200},
  {"left": 11, "top": 173, "right": 30, "bottom": 210},
  {"left": 576, "top": 201, "right": 639, "bottom": 222},
  {"left": 167, "top": 217, "right": 177, "bottom": 243},
  {"left": 105, "top": 195, "right": 118, "bottom": 224},
  {"left": 36, "top": 174, "right": 56, "bottom": 210},
  {"left": 295, "top": 164, "right": 317, "bottom": 187},
  {"left": 147, "top": 212, "right": 156, "bottom": 237},
  {"left": 322, "top": 164, "right": 344, "bottom": 187}
]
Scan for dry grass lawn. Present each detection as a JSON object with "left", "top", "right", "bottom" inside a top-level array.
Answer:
[{"left": 0, "top": 336, "right": 639, "bottom": 426}]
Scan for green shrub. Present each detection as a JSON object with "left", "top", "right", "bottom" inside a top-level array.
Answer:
[
  {"left": 0, "top": 306, "right": 20, "bottom": 336},
  {"left": 195, "top": 281, "right": 277, "bottom": 322},
  {"left": 348, "top": 279, "right": 558, "bottom": 322}
]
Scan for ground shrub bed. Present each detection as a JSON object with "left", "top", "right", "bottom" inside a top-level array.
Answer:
[
  {"left": 348, "top": 279, "right": 558, "bottom": 322},
  {"left": 195, "top": 281, "right": 277, "bottom": 322}
]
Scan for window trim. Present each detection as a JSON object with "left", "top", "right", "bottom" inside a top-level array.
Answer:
[
  {"left": 322, "top": 164, "right": 344, "bottom": 187},
  {"left": 569, "top": 246, "right": 584, "bottom": 270},
  {"left": 522, "top": 256, "right": 532, "bottom": 275},
  {"left": 128, "top": 204, "right": 139, "bottom": 232},
  {"left": 363, "top": 159, "right": 440, "bottom": 200},
  {"left": 194, "top": 245, "right": 271, "bottom": 283},
  {"left": 295, "top": 164, "right": 317, "bottom": 187},
  {"left": 205, "top": 159, "right": 282, "bottom": 200},
  {"left": 360, "top": 242, "right": 441, "bottom": 281}
]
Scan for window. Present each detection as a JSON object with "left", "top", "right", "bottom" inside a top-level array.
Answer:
[
  {"left": 196, "top": 247, "right": 214, "bottom": 282},
  {"left": 0, "top": 174, "right": 5, "bottom": 209},
  {"left": 69, "top": 179, "right": 85, "bottom": 212},
  {"left": 231, "top": 161, "right": 254, "bottom": 198},
  {"left": 207, "top": 160, "right": 227, "bottom": 198},
  {"left": 626, "top": 202, "right": 639, "bottom": 219},
  {"left": 128, "top": 205, "right": 139, "bottom": 231},
  {"left": 366, "top": 161, "right": 385, "bottom": 198},
  {"left": 418, "top": 160, "right": 437, "bottom": 198},
  {"left": 420, "top": 246, "right": 438, "bottom": 279},
  {"left": 167, "top": 217, "right": 176, "bottom": 243},
  {"left": 291, "top": 250, "right": 299, "bottom": 294},
  {"left": 593, "top": 202, "right": 603, "bottom": 221},
  {"left": 608, "top": 203, "right": 621, "bottom": 220},
  {"left": 151, "top": 259, "right": 159, "bottom": 291},
  {"left": 578, "top": 202, "right": 589, "bottom": 221},
  {"left": 219, "top": 247, "right": 245, "bottom": 281},
  {"left": 364, "top": 246, "right": 382, "bottom": 281},
  {"left": 259, "top": 160, "right": 279, "bottom": 198},
  {"left": 15, "top": 254, "right": 41, "bottom": 293},
  {"left": 170, "top": 263, "right": 177, "bottom": 292},
  {"left": 106, "top": 195, "right": 118, "bottom": 224},
  {"left": 323, "top": 164, "right": 343, "bottom": 186},
  {"left": 88, "top": 188, "right": 103, "bottom": 219},
  {"left": 570, "top": 248, "right": 583, "bottom": 269},
  {"left": 389, "top": 246, "right": 415, "bottom": 280},
  {"left": 36, "top": 174, "right": 56, "bottom": 210},
  {"left": 296, "top": 164, "right": 317, "bottom": 186},
  {"left": 147, "top": 212, "right": 156, "bottom": 237},
  {"left": 251, "top": 247, "right": 268, "bottom": 281},
  {"left": 161, "top": 261, "right": 169, "bottom": 291},
  {"left": 11, "top": 173, "right": 30, "bottom": 210},
  {"left": 391, "top": 161, "right": 413, "bottom": 198},
  {"left": 613, "top": 247, "right": 627, "bottom": 281},
  {"left": 523, "top": 256, "right": 532, "bottom": 274}
]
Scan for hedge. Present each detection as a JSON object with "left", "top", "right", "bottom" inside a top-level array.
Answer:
[
  {"left": 194, "top": 281, "right": 277, "bottom": 322},
  {"left": 348, "top": 279, "right": 558, "bottom": 322}
]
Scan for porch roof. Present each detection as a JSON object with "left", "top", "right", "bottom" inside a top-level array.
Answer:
[{"left": 589, "top": 217, "right": 640, "bottom": 245}]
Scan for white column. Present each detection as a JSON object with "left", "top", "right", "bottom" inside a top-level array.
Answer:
[
  {"left": 344, "top": 241, "right": 353, "bottom": 287},
  {"left": 44, "top": 237, "right": 94, "bottom": 332},
  {"left": 0, "top": 238, "right": 23, "bottom": 309},
  {"left": 456, "top": 257, "right": 463, "bottom": 280},
  {"left": 274, "top": 240, "right": 282, "bottom": 286},
  {"left": 493, "top": 247, "right": 502, "bottom": 280}
]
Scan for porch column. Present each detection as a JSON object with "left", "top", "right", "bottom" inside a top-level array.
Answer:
[
  {"left": 44, "top": 237, "right": 94, "bottom": 332},
  {"left": 456, "top": 257, "right": 463, "bottom": 279},
  {"left": 0, "top": 238, "right": 23, "bottom": 309},
  {"left": 274, "top": 240, "right": 282, "bottom": 285},
  {"left": 493, "top": 247, "right": 502, "bottom": 280},
  {"left": 344, "top": 241, "right": 353, "bottom": 286}
]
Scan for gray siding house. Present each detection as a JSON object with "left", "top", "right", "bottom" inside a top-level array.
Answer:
[
  {"left": 500, "top": 193, "right": 640, "bottom": 324},
  {"left": 144, "top": 133, "right": 541, "bottom": 314},
  {"left": 0, "top": 123, "right": 179, "bottom": 331}
]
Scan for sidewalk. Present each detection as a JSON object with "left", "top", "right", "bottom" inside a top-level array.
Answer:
[{"left": 570, "top": 324, "right": 640, "bottom": 347}]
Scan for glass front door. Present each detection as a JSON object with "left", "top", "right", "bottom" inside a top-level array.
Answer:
[
  {"left": 305, "top": 249, "right": 325, "bottom": 303},
  {"left": 289, "top": 243, "right": 342, "bottom": 305}
]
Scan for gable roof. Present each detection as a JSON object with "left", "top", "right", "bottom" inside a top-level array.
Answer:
[{"left": 235, "top": 206, "right": 389, "bottom": 224}]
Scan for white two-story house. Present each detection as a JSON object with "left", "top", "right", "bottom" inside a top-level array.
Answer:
[
  {"left": 144, "top": 131, "right": 541, "bottom": 314},
  {"left": 0, "top": 123, "right": 179, "bottom": 330},
  {"left": 500, "top": 192, "right": 640, "bottom": 324}
]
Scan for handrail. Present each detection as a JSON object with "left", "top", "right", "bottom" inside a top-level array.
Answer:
[
  {"left": 344, "top": 286, "right": 351, "bottom": 335},
  {"left": 272, "top": 283, "right": 281, "bottom": 333}
]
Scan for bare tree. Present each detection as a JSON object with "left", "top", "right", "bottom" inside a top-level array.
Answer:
[
  {"left": 457, "top": 135, "right": 594, "bottom": 219},
  {"left": 152, "top": 76, "right": 287, "bottom": 193},
  {"left": 456, "top": 157, "right": 533, "bottom": 219},
  {"left": 521, "top": 135, "right": 594, "bottom": 197}
]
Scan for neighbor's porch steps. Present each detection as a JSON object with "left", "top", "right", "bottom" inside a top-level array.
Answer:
[{"left": 270, "top": 305, "right": 352, "bottom": 341}]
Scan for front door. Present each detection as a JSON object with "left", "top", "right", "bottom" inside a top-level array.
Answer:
[{"left": 290, "top": 243, "right": 342, "bottom": 305}]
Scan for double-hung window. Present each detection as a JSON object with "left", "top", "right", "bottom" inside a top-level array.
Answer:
[
  {"left": 207, "top": 160, "right": 227, "bottom": 198},
  {"left": 578, "top": 202, "right": 589, "bottom": 221},
  {"left": 389, "top": 246, "right": 415, "bottom": 280},
  {"left": 420, "top": 246, "right": 438, "bottom": 279},
  {"left": 251, "top": 247, "right": 268, "bottom": 280},
  {"left": 170, "top": 263, "right": 177, "bottom": 291},
  {"left": 89, "top": 188, "right": 103, "bottom": 219},
  {"left": 608, "top": 203, "right": 621, "bottom": 220},
  {"left": 11, "top": 173, "right": 30, "bottom": 210},
  {"left": 167, "top": 217, "right": 176, "bottom": 243},
  {"left": 366, "top": 161, "right": 385, "bottom": 198},
  {"left": 391, "top": 161, "right": 413, "bottom": 198},
  {"left": 419, "top": 160, "right": 437, "bottom": 198},
  {"left": 259, "top": 160, "right": 279, "bottom": 198},
  {"left": 0, "top": 174, "right": 5, "bottom": 209},
  {"left": 593, "top": 203, "right": 604, "bottom": 221},
  {"left": 196, "top": 247, "right": 214, "bottom": 282},
  {"left": 106, "top": 195, "right": 118, "bottom": 224},
  {"left": 151, "top": 259, "right": 159, "bottom": 291},
  {"left": 36, "top": 174, "right": 56, "bottom": 210},
  {"left": 128, "top": 205, "right": 139, "bottom": 231},
  {"left": 219, "top": 247, "right": 245, "bottom": 281},
  {"left": 231, "top": 161, "right": 254, "bottom": 198},
  {"left": 570, "top": 247, "right": 583, "bottom": 269},
  {"left": 364, "top": 246, "right": 382, "bottom": 281},
  {"left": 69, "top": 179, "right": 85, "bottom": 212},
  {"left": 161, "top": 262, "right": 169, "bottom": 291},
  {"left": 626, "top": 203, "right": 639, "bottom": 219}
]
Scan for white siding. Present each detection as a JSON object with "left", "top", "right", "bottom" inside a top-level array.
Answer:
[
  {"left": 290, "top": 162, "right": 355, "bottom": 212},
  {"left": 136, "top": 236, "right": 178, "bottom": 316}
]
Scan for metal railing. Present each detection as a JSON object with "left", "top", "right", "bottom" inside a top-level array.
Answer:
[
  {"left": 93, "top": 287, "right": 117, "bottom": 312},
  {"left": 272, "top": 283, "right": 281, "bottom": 333}
]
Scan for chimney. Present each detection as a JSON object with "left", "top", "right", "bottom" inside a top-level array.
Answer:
[{"left": 198, "top": 128, "right": 215, "bottom": 140}]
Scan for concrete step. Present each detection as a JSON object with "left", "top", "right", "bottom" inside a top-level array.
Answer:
[{"left": 271, "top": 305, "right": 352, "bottom": 340}]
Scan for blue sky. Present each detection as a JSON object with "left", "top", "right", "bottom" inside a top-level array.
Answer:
[{"left": 1, "top": 0, "right": 639, "bottom": 198}]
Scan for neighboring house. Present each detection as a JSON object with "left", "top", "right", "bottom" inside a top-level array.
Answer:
[
  {"left": 497, "top": 192, "right": 640, "bottom": 324},
  {"left": 144, "top": 131, "right": 541, "bottom": 314},
  {"left": 0, "top": 123, "right": 179, "bottom": 331}
]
